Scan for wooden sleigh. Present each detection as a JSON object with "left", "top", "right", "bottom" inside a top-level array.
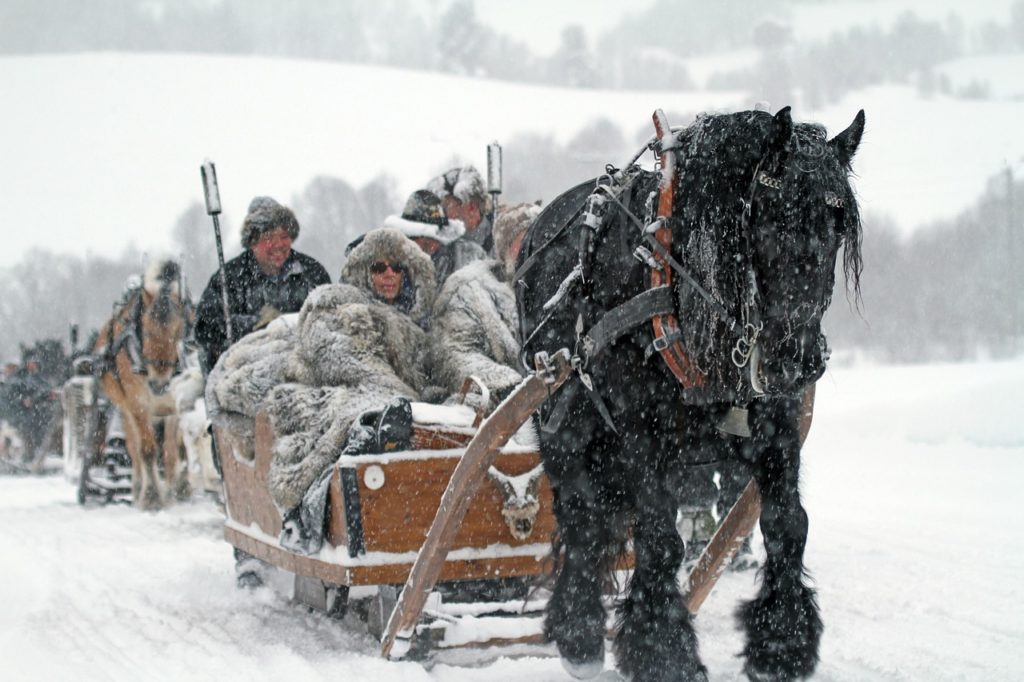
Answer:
[
  {"left": 215, "top": 377, "right": 575, "bottom": 656},
  {"left": 218, "top": 352, "right": 780, "bottom": 660}
]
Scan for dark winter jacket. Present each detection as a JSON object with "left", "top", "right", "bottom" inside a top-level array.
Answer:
[{"left": 195, "top": 249, "right": 330, "bottom": 372}]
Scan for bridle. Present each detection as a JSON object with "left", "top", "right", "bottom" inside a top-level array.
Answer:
[
  {"left": 583, "top": 111, "right": 783, "bottom": 396},
  {"left": 98, "top": 286, "right": 186, "bottom": 389},
  {"left": 517, "top": 109, "right": 841, "bottom": 418}
]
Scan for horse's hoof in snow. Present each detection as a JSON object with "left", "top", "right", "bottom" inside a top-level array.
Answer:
[
  {"left": 139, "top": 487, "right": 162, "bottom": 511},
  {"left": 236, "top": 571, "right": 263, "bottom": 590},
  {"left": 173, "top": 480, "right": 192, "bottom": 502},
  {"left": 561, "top": 657, "right": 604, "bottom": 680}
]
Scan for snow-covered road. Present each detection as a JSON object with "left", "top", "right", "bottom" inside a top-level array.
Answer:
[{"left": 2, "top": 358, "right": 1023, "bottom": 681}]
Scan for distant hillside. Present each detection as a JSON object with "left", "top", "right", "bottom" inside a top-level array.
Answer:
[
  {"left": 3, "top": 0, "right": 1022, "bottom": 95},
  {"left": 2, "top": 49, "right": 1023, "bottom": 361}
]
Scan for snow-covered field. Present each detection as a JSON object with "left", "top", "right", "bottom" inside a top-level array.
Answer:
[{"left": 2, "top": 357, "right": 1022, "bottom": 681}]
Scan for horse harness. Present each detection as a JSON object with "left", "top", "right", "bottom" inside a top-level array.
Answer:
[
  {"left": 95, "top": 286, "right": 188, "bottom": 389},
  {"left": 519, "top": 111, "right": 787, "bottom": 434}
]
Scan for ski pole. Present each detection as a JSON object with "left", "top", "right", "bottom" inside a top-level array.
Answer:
[{"left": 200, "top": 160, "right": 233, "bottom": 344}]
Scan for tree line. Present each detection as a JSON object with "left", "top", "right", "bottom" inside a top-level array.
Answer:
[
  {"left": 2, "top": 115, "right": 1020, "bottom": 365},
  {"left": 4, "top": 0, "right": 1023, "bottom": 101}
]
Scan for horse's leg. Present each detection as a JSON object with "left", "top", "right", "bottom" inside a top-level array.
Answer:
[
  {"left": 162, "top": 415, "right": 191, "bottom": 502},
  {"left": 615, "top": 491, "right": 707, "bottom": 682},
  {"left": 543, "top": 432, "right": 611, "bottom": 678},
  {"left": 125, "top": 402, "right": 162, "bottom": 511},
  {"left": 119, "top": 410, "right": 144, "bottom": 503},
  {"left": 738, "top": 396, "right": 822, "bottom": 681}
]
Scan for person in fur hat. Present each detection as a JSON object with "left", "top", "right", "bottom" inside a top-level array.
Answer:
[
  {"left": 384, "top": 189, "right": 486, "bottom": 289},
  {"left": 427, "top": 166, "right": 493, "bottom": 254},
  {"left": 340, "top": 227, "right": 437, "bottom": 329},
  {"left": 207, "top": 229, "right": 437, "bottom": 555},
  {"left": 194, "top": 196, "right": 330, "bottom": 373},
  {"left": 428, "top": 202, "right": 540, "bottom": 404}
]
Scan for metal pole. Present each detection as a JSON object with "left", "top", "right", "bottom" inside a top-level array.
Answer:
[
  {"left": 201, "top": 160, "right": 233, "bottom": 343},
  {"left": 487, "top": 141, "right": 502, "bottom": 234}
]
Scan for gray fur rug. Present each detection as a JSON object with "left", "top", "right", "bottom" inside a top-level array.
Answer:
[{"left": 205, "top": 283, "right": 427, "bottom": 516}]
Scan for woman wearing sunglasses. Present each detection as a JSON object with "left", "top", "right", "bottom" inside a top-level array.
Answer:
[{"left": 340, "top": 227, "right": 437, "bottom": 330}]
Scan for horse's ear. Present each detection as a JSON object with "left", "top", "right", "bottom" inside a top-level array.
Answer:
[
  {"left": 829, "top": 109, "right": 865, "bottom": 167},
  {"left": 768, "top": 106, "right": 793, "bottom": 152}
]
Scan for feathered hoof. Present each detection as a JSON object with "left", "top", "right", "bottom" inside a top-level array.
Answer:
[
  {"left": 547, "top": 611, "right": 606, "bottom": 680},
  {"left": 173, "top": 478, "right": 193, "bottom": 503},
  {"left": 138, "top": 486, "right": 162, "bottom": 511},
  {"left": 236, "top": 570, "right": 264, "bottom": 590},
  {"left": 561, "top": 656, "right": 604, "bottom": 680},
  {"left": 738, "top": 581, "right": 823, "bottom": 682}
]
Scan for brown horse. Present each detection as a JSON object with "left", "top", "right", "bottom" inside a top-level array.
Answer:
[{"left": 94, "top": 260, "right": 192, "bottom": 510}]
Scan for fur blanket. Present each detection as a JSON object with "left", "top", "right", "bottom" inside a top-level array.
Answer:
[
  {"left": 205, "top": 283, "right": 428, "bottom": 513},
  {"left": 428, "top": 259, "right": 523, "bottom": 400}
]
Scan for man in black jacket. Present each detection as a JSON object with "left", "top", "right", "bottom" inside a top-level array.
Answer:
[{"left": 195, "top": 197, "right": 330, "bottom": 373}]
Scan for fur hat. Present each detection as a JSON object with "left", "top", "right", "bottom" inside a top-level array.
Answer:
[
  {"left": 383, "top": 190, "right": 465, "bottom": 246},
  {"left": 241, "top": 197, "right": 300, "bottom": 248},
  {"left": 493, "top": 202, "right": 541, "bottom": 260},
  {"left": 247, "top": 195, "right": 280, "bottom": 214},
  {"left": 426, "top": 166, "right": 487, "bottom": 208},
  {"left": 341, "top": 228, "right": 437, "bottom": 323}
]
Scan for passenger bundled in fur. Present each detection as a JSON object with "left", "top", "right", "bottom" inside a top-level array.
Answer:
[
  {"left": 428, "top": 202, "right": 540, "bottom": 404},
  {"left": 339, "top": 227, "right": 437, "bottom": 330},
  {"left": 206, "top": 229, "right": 437, "bottom": 546},
  {"left": 266, "top": 230, "right": 437, "bottom": 557},
  {"left": 428, "top": 259, "right": 522, "bottom": 401}
]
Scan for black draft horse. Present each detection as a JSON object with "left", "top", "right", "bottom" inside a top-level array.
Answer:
[{"left": 516, "top": 107, "right": 864, "bottom": 681}]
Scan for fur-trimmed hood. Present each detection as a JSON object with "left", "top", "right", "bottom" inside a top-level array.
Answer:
[{"left": 341, "top": 228, "right": 436, "bottom": 324}]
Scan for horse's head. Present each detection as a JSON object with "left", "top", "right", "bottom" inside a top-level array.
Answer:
[
  {"left": 673, "top": 107, "right": 864, "bottom": 397},
  {"left": 140, "top": 259, "right": 187, "bottom": 395}
]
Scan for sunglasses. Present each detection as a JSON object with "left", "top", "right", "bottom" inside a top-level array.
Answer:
[{"left": 370, "top": 261, "right": 404, "bottom": 274}]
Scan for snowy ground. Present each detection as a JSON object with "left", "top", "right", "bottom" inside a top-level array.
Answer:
[{"left": 2, "top": 357, "right": 1023, "bottom": 681}]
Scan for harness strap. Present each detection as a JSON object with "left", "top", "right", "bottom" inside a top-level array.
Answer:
[
  {"left": 649, "top": 110, "right": 705, "bottom": 390},
  {"left": 513, "top": 204, "right": 586, "bottom": 285},
  {"left": 642, "top": 234, "right": 740, "bottom": 334},
  {"left": 580, "top": 286, "right": 675, "bottom": 361}
]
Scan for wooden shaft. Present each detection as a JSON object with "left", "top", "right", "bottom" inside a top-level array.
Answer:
[
  {"left": 685, "top": 480, "right": 761, "bottom": 614},
  {"left": 380, "top": 350, "right": 573, "bottom": 659},
  {"left": 684, "top": 385, "right": 817, "bottom": 614}
]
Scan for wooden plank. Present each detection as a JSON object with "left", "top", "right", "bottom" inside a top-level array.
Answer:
[
  {"left": 224, "top": 525, "right": 349, "bottom": 584},
  {"left": 215, "top": 415, "right": 281, "bottom": 536},
  {"left": 684, "top": 480, "right": 761, "bottom": 614},
  {"left": 381, "top": 349, "right": 574, "bottom": 659},
  {"left": 356, "top": 452, "right": 555, "bottom": 554}
]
